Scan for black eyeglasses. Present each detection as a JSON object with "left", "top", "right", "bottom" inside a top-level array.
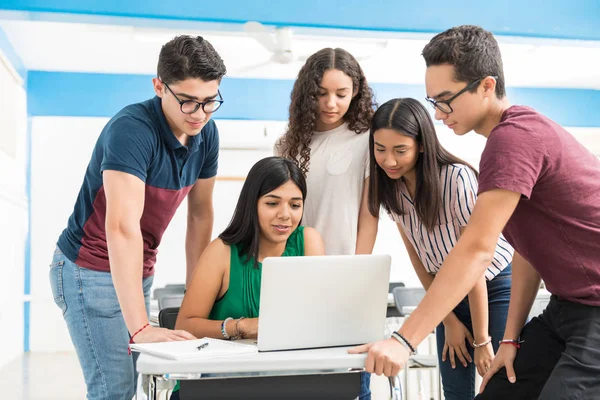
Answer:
[
  {"left": 163, "top": 82, "right": 224, "bottom": 114},
  {"left": 425, "top": 76, "right": 498, "bottom": 114}
]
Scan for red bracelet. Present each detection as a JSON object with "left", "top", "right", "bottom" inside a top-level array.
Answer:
[
  {"left": 499, "top": 339, "right": 523, "bottom": 350},
  {"left": 128, "top": 323, "right": 150, "bottom": 355}
]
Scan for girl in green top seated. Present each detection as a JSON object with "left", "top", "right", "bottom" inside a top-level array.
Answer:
[
  {"left": 170, "top": 156, "right": 324, "bottom": 399},
  {"left": 176, "top": 155, "right": 324, "bottom": 341}
]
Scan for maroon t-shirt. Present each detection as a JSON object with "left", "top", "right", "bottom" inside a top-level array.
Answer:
[{"left": 478, "top": 105, "right": 600, "bottom": 306}]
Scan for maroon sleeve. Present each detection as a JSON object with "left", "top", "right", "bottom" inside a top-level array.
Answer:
[{"left": 478, "top": 124, "right": 548, "bottom": 199}]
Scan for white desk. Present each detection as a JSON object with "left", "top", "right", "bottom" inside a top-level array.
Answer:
[
  {"left": 137, "top": 344, "right": 366, "bottom": 376},
  {"left": 136, "top": 344, "right": 402, "bottom": 400}
]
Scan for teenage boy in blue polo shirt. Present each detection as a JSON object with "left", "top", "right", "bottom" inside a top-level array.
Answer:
[{"left": 49, "top": 35, "right": 227, "bottom": 400}]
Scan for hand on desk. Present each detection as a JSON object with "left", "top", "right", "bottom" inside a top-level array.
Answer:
[
  {"left": 442, "top": 318, "right": 473, "bottom": 369},
  {"left": 133, "top": 326, "right": 196, "bottom": 343},
  {"left": 238, "top": 318, "right": 259, "bottom": 339},
  {"left": 479, "top": 343, "right": 517, "bottom": 393},
  {"left": 348, "top": 338, "right": 410, "bottom": 377}
]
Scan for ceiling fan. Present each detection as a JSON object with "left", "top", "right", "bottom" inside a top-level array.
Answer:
[
  {"left": 242, "top": 21, "right": 302, "bottom": 69},
  {"left": 240, "top": 21, "right": 388, "bottom": 72}
]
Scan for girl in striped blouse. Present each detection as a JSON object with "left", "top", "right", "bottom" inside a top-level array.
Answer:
[{"left": 367, "top": 98, "right": 513, "bottom": 400}]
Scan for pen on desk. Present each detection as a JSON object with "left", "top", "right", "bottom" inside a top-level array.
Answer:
[{"left": 197, "top": 343, "right": 209, "bottom": 351}]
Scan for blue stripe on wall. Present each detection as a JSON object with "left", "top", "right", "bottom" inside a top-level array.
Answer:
[
  {"left": 24, "top": 116, "right": 32, "bottom": 352},
  {"left": 27, "top": 71, "right": 600, "bottom": 127},
  {"left": 26, "top": 72, "right": 296, "bottom": 120},
  {"left": 23, "top": 301, "right": 30, "bottom": 352},
  {"left": 1, "top": 0, "right": 600, "bottom": 41},
  {"left": 0, "top": 25, "right": 26, "bottom": 83},
  {"left": 24, "top": 117, "right": 32, "bottom": 297}
]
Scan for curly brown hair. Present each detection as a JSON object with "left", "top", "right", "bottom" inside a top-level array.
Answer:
[{"left": 276, "top": 48, "right": 375, "bottom": 175}]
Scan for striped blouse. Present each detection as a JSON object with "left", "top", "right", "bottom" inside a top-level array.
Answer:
[{"left": 390, "top": 164, "right": 513, "bottom": 280}]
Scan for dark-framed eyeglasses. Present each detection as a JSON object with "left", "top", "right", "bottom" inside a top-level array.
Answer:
[
  {"left": 163, "top": 81, "right": 224, "bottom": 114},
  {"left": 425, "top": 76, "right": 498, "bottom": 114}
]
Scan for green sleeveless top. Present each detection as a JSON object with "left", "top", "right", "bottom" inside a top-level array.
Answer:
[
  {"left": 173, "top": 227, "right": 305, "bottom": 394},
  {"left": 209, "top": 225, "right": 305, "bottom": 320}
]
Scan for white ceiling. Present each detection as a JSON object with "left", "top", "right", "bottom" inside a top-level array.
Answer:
[{"left": 1, "top": 19, "right": 600, "bottom": 89}]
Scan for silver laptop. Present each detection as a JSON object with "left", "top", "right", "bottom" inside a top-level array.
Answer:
[{"left": 257, "top": 254, "right": 391, "bottom": 352}]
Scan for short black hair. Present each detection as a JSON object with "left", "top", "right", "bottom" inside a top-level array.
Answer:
[
  {"left": 219, "top": 157, "right": 307, "bottom": 268},
  {"left": 157, "top": 35, "right": 226, "bottom": 84},
  {"left": 422, "top": 25, "right": 506, "bottom": 98}
]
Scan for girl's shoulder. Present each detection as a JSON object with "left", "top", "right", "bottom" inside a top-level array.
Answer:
[
  {"left": 203, "top": 238, "right": 232, "bottom": 264},
  {"left": 444, "top": 163, "right": 476, "bottom": 176},
  {"left": 209, "top": 237, "right": 230, "bottom": 252}
]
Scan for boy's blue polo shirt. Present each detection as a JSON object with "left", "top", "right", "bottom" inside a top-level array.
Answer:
[{"left": 57, "top": 96, "right": 219, "bottom": 277}]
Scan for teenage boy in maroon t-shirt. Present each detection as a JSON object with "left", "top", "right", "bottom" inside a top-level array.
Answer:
[{"left": 350, "top": 25, "right": 600, "bottom": 399}]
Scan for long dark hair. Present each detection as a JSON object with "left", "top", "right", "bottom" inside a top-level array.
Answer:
[
  {"left": 219, "top": 157, "right": 307, "bottom": 268},
  {"left": 276, "top": 47, "right": 375, "bottom": 175},
  {"left": 367, "top": 98, "right": 478, "bottom": 231}
]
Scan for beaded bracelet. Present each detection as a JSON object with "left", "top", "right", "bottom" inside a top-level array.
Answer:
[
  {"left": 221, "top": 317, "right": 233, "bottom": 340},
  {"left": 391, "top": 331, "right": 417, "bottom": 355},
  {"left": 472, "top": 336, "right": 492, "bottom": 348}
]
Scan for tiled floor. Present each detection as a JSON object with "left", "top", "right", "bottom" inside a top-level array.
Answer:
[
  {"left": 0, "top": 352, "right": 87, "bottom": 400},
  {"left": 0, "top": 352, "right": 392, "bottom": 400}
]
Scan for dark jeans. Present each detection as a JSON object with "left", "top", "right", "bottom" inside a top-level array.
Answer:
[
  {"left": 476, "top": 295, "right": 600, "bottom": 400},
  {"left": 436, "top": 265, "right": 512, "bottom": 400}
]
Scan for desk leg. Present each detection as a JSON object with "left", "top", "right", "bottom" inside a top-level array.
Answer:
[
  {"left": 388, "top": 375, "right": 402, "bottom": 400},
  {"left": 147, "top": 375, "right": 156, "bottom": 400}
]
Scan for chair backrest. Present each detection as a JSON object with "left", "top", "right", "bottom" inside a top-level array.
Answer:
[
  {"left": 392, "top": 287, "right": 426, "bottom": 317},
  {"left": 158, "top": 307, "right": 180, "bottom": 330},
  {"left": 529, "top": 292, "right": 551, "bottom": 319},
  {"left": 389, "top": 282, "right": 405, "bottom": 294},
  {"left": 153, "top": 284, "right": 185, "bottom": 300},
  {"left": 157, "top": 294, "right": 185, "bottom": 310}
]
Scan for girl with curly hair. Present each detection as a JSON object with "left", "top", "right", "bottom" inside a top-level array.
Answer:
[
  {"left": 275, "top": 47, "right": 378, "bottom": 257},
  {"left": 274, "top": 47, "right": 379, "bottom": 400}
]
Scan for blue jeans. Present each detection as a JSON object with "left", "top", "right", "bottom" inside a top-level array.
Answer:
[
  {"left": 49, "top": 246, "right": 153, "bottom": 400},
  {"left": 360, "top": 371, "right": 371, "bottom": 400},
  {"left": 435, "top": 265, "right": 512, "bottom": 400}
]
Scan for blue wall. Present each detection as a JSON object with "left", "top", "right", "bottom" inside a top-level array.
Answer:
[
  {"left": 28, "top": 71, "right": 600, "bottom": 127},
  {"left": 1, "top": 0, "right": 600, "bottom": 40}
]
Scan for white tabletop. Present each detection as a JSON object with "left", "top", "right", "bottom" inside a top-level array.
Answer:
[{"left": 137, "top": 343, "right": 367, "bottom": 375}]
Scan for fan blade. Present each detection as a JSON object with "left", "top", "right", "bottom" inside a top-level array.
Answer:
[
  {"left": 243, "top": 21, "right": 268, "bottom": 34},
  {"left": 243, "top": 21, "right": 277, "bottom": 53}
]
